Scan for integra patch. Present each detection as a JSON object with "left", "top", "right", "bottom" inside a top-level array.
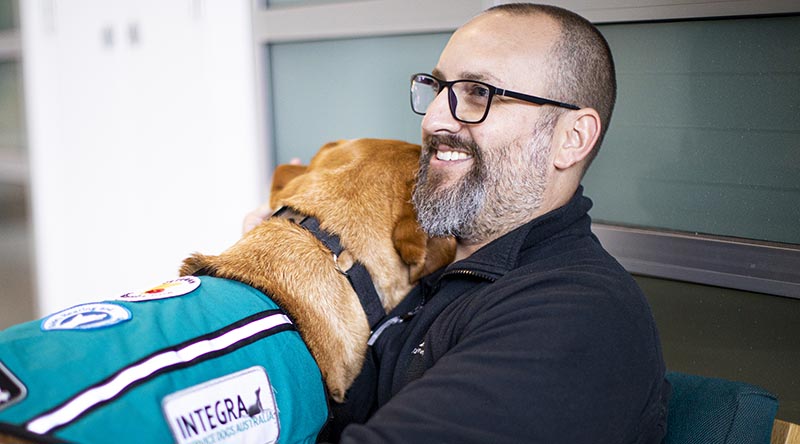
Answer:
[
  {"left": 0, "top": 361, "right": 27, "bottom": 411},
  {"left": 161, "top": 366, "right": 280, "bottom": 444}
]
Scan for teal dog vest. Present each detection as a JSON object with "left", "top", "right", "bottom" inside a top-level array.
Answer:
[{"left": 0, "top": 276, "right": 328, "bottom": 443}]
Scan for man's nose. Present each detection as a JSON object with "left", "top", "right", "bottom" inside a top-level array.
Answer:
[{"left": 421, "top": 88, "right": 462, "bottom": 134}]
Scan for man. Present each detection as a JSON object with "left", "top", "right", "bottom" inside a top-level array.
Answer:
[{"left": 254, "top": 4, "right": 670, "bottom": 443}]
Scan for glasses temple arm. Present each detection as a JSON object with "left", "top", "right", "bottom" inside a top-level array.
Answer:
[{"left": 497, "top": 88, "right": 581, "bottom": 110}]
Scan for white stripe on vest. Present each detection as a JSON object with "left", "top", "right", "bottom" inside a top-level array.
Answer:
[{"left": 26, "top": 311, "right": 292, "bottom": 435}]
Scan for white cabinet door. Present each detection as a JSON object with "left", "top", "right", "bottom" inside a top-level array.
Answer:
[{"left": 21, "top": 0, "right": 260, "bottom": 314}]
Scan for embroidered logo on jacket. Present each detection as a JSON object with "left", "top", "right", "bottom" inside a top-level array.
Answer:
[
  {"left": 41, "top": 303, "right": 132, "bottom": 331},
  {"left": 162, "top": 366, "right": 280, "bottom": 444}
]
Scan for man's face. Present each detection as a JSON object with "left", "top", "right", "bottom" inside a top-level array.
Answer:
[{"left": 413, "top": 13, "right": 562, "bottom": 244}]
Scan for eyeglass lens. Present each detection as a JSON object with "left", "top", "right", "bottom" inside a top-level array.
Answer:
[{"left": 411, "top": 75, "right": 491, "bottom": 123}]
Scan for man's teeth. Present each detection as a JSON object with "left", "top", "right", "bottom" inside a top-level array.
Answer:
[{"left": 436, "top": 150, "right": 472, "bottom": 161}]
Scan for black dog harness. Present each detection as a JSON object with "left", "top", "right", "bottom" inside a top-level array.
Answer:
[{"left": 271, "top": 207, "right": 386, "bottom": 330}]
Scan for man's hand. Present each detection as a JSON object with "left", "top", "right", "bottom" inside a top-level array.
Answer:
[{"left": 242, "top": 202, "right": 275, "bottom": 235}]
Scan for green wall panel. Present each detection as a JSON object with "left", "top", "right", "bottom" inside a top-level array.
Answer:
[
  {"left": 269, "top": 32, "right": 451, "bottom": 164},
  {"left": 269, "top": 16, "right": 800, "bottom": 244},
  {"left": 0, "top": 0, "right": 15, "bottom": 31},
  {"left": 586, "top": 16, "right": 800, "bottom": 244}
]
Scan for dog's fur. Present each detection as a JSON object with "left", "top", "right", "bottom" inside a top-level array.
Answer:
[{"left": 180, "top": 138, "right": 455, "bottom": 402}]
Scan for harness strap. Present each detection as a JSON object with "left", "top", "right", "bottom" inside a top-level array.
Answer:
[{"left": 272, "top": 207, "right": 386, "bottom": 330}]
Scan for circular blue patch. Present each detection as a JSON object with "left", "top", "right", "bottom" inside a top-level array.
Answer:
[{"left": 41, "top": 302, "right": 132, "bottom": 331}]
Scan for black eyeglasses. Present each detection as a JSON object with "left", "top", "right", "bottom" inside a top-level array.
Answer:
[{"left": 410, "top": 73, "right": 580, "bottom": 124}]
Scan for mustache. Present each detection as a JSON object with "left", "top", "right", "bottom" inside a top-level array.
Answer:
[{"left": 422, "top": 134, "right": 480, "bottom": 157}]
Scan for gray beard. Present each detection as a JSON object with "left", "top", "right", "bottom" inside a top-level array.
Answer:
[
  {"left": 413, "top": 115, "right": 556, "bottom": 244},
  {"left": 412, "top": 135, "right": 488, "bottom": 241}
]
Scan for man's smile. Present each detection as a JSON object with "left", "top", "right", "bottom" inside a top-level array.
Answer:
[{"left": 435, "top": 149, "right": 473, "bottom": 162}]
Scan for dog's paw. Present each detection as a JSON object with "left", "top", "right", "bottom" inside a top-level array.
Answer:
[{"left": 329, "top": 388, "right": 346, "bottom": 404}]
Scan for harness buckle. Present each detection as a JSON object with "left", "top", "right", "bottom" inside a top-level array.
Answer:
[{"left": 332, "top": 253, "right": 349, "bottom": 276}]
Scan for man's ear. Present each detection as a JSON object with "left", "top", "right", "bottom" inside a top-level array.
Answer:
[{"left": 553, "top": 108, "right": 601, "bottom": 170}]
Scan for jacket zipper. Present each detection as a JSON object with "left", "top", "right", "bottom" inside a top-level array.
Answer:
[
  {"left": 440, "top": 268, "right": 498, "bottom": 282},
  {"left": 367, "top": 269, "right": 498, "bottom": 346},
  {"left": 430, "top": 268, "right": 498, "bottom": 295},
  {"left": 368, "top": 305, "right": 421, "bottom": 346}
]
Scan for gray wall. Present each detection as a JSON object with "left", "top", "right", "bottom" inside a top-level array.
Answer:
[{"left": 639, "top": 276, "right": 800, "bottom": 422}]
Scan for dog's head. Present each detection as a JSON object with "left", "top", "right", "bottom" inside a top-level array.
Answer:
[
  {"left": 181, "top": 138, "right": 454, "bottom": 312},
  {"left": 268, "top": 138, "right": 455, "bottom": 311}
]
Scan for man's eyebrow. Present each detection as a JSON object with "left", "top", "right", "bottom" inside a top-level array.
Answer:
[
  {"left": 432, "top": 68, "right": 498, "bottom": 85},
  {"left": 459, "top": 72, "right": 493, "bottom": 82}
]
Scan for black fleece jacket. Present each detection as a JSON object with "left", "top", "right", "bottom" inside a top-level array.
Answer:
[{"left": 326, "top": 187, "right": 670, "bottom": 444}]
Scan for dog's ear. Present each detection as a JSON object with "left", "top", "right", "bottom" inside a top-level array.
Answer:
[
  {"left": 392, "top": 200, "right": 456, "bottom": 283},
  {"left": 179, "top": 253, "right": 219, "bottom": 277},
  {"left": 269, "top": 164, "right": 307, "bottom": 207}
]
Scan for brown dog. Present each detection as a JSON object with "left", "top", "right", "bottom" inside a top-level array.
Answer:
[
  {"left": 0, "top": 139, "right": 453, "bottom": 444},
  {"left": 180, "top": 138, "right": 455, "bottom": 402}
]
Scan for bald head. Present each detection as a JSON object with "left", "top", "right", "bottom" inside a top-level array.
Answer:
[{"left": 483, "top": 4, "right": 616, "bottom": 170}]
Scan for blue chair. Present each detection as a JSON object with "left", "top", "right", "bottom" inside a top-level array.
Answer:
[{"left": 664, "top": 371, "right": 779, "bottom": 444}]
